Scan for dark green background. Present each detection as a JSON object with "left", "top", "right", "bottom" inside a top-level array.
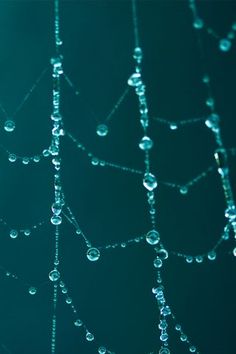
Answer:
[{"left": 0, "top": 1, "right": 235, "bottom": 353}]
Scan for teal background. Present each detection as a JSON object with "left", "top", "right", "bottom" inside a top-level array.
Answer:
[{"left": 0, "top": 1, "right": 235, "bottom": 353}]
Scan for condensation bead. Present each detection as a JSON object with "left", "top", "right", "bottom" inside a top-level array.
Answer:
[
  {"left": 180, "top": 334, "right": 188, "bottom": 342},
  {"left": 159, "top": 348, "right": 170, "bottom": 354},
  {"left": 202, "top": 75, "right": 210, "bottom": 84},
  {"left": 62, "top": 288, "right": 68, "bottom": 294},
  {"left": 136, "top": 84, "right": 145, "bottom": 96},
  {"left": 51, "top": 215, "right": 62, "bottom": 225},
  {"left": 74, "top": 319, "right": 83, "bottom": 327},
  {"left": 189, "top": 346, "right": 197, "bottom": 352},
  {"left": 206, "top": 97, "right": 214, "bottom": 107},
  {"left": 180, "top": 186, "right": 188, "bottom": 195},
  {"left": 33, "top": 156, "right": 41, "bottom": 163},
  {"left": 128, "top": 72, "right": 142, "bottom": 87},
  {"left": 143, "top": 173, "right": 158, "bottom": 191},
  {"left": 219, "top": 39, "right": 231, "bottom": 52},
  {"left": 10, "top": 229, "right": 18, "bottom": 239},
  {"left": 29, "top": 286, "right": 37, "bottom": 295},
  {"left": 4, "top": 119, "right": 15, "bottom": 132},
  {"left": 96, "top": 124, "right": 108, "bottom": 137},
  {"left": 139, "top": 136, "right": 153, "bottom": 151},
  {"left": 146, "top": 230, "right": 160, "bottom": 245},
  {"left": 186, "top": 256, "right": 193, "bottom": 263},
  {"left": 207, "top": 250, "right": 216, "bottom": 261},
  {"left": 133, "top": 47, "right": 143, "bottom": 63},
  {"left": 91, "top": 157, "right": 99, "bottom": 166},
  {"left": 86, "top": 332, "right": 94, "bottom": 342},
  {"left": 66, "top": 297, "right": 72, "bottom": 304},
  {"left": 22, "top": 157, "right": 30, "bottom": 165},
  {"left": 153, "top": 257, "right": 163, "bottom": 268},
  {"left": 51, "top": 202, "right": 62, "bottom": 216},
  {"left": 205, "top": 113, "right": 220, "bottom": 132},
  {"left": 160, "top": 333, "right": 168, "bottom": 342},
  {"left": 175, "top": 324, "right": 181, "bottom": 331},
  {"left": 169, "top": 122, "right": 178, "bottom": 130},
  {"left": 193, "top": 18, "right": 204, "bottom": 29},
  {"left": 159, "top": 320, "right": 168, "bottom": 330},
  {"left": 98, "top": 347, "right": 107, "bottom": 354},
  {"left": 87, "top": 247, "right": 100, "bottom": 261},
  {"left": 49, "top": 269, "right": 60, "bottom": 282},
  {"left": 233, "top": 248, "right": 236, "bottom": 257},
  {"left": 195, "top": 255, "right": 203, "bottom": 263},
  {"left": 51, "top": 113, "right": 62, "bottom": 122},
  {"left": 155, "top": 248, "right": 168, "bottom": 260},
  {"left": 24, "top": 229, "right": 31, "bottom": 236},
  {"left": 43, "top": 149, "right": 50, "bottom": 157},
  {"left": 8, "top": 154, "right": 17, "bottom": 162}
]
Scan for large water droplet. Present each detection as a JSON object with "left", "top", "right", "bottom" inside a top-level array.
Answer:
[{"left": 87, "top": 248, "right": 100, "bottom": 261}]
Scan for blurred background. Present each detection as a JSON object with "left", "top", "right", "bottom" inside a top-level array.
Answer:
[{"left": 0, "top": 0, "right": 235, "bottom": 353}]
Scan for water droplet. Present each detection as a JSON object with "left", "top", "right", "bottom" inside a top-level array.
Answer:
[
  {"left": 159, "top": 348, "right": 170, "bottom": 354},
  {"left": 128, "top": 72, "right": 142, "bottom": 87},
  {"left": 206, "top": 97, "right": 214, "bottom": 107},
  {"left": 8, "top": 154, "right": 17, "bottom": 162},
  {"left": 4, "top": 120, "right": 15, "bottom": 132},
  {"left": 133, "top": 47, "right": 143, "bottom": 63},
  {"left": 160, "top": 333, "right": 168, "bottom": 342},
  {"left": 155, "top": 248, "right": 168, "bottom": 260},
  {"left": 22, "top": 157, "right": 30, "bottom": 165},
  {"left": 51, "top": 215, "right": 62, "bottom": 225},
  {"left": 158, "top": 320, "right": 168, "bottom": 330},
  {"left": 180, "top": 186, "right": 188, "bottom": 195},
  {"left": 195, "top": 255, "right": 203, "bottom": 263},
  {"left": 86, "top": 332, "right": 94, "bottom": 341},
  {"left": 175, "top": 324, "right": 181, "bottom": 331},
  {"left": 51, "top": 202, "right": 62, "bottom": 216},
  {"left": 153, "top": 257, "right": 162, "bottom": 268},
  {"left": 33, "top": 155, "right": 41, "bottom": 163},
  {"left": 139, "top": 136, "right": 153, "bottom": 151},
  {"left": 51, "top": 113, "right": 62, "bottom": 122},
  {"left": 62, "top": 288, "right": 68, "bottom": 294},
  {"left": 96, "top": 124, "right": 108, "bottom": 137},
  {"left": 74, "top": 319, "right": 83, "bottom": 327},
  {"left": 207, "top": 250, "right": 216, "bottom": 261},
  {"left": 66, "top": 297, "right": 72, "bottom": 304},
  {"left": 87, "top": 247, "right": 100, "bottom": 261},
  {"left": 143, "top": 173, "right": 157, "bottom": 191},
  {"left": 24, "top": 229, "right": 31, "bottom": 236},
  {"left": 29, "top": 286, "right": 37, "bottom": 295},
  {"left": 205, "top": 113, "right": 220, "bottom": 132},
  {"left": 193, "top": 18, "right": 204, "bottom": 29},
  {"left": 180, "top": 333, "right": 188, "bottom": 342},
  {"left": 233, "top": 248, "right": 236, "bottom": 257},
  {"left": 91, "top": 157, "right": 99, "bottom": 166},
  {"left": 219, "top": 38, "right": 231, "bottom": 52},
  {"left": 98, "top": 347, "right": 107, "bottom": 354},
  {"left": 10, "top": 229, "right": 18, "bottom": 239},
  {"left": 43, "top": 149, "right": 50, "bottom": 157},
  {"left": 186, "top": 256, "right": 193, "bottom": 263},
  {"left": 49, "top": 269, "right": 60, "bottom": 282},
  {"left": 146, "top": 230, "right": 160, "bottom": 245},
  {"left": 189, "top": 346, "right": 197, "bottom": 352},
  {"left": 169, "top": 122, "right": 178, "bottom": 130}
]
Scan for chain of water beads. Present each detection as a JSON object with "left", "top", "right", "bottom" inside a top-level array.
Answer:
[
  {"left": 59, "top": 280, "right": 115, "bottom": 354},
  {"left": 151, "top": 269, "right": 199, "bottom": 353},
  {"left": 63, "top": 72, "right": 130, "bottom": 139},
  {"left": 171, "top": 222, "right": 232, "bottom": 264},
  {"left": 0, "top": 217, "right": 45, "bottom": 239},
  {"left": 0, "top": 66, "right": 49, "bottom": 134},
  {"left": 188, "top": 0, "right": 236, "bottom": 53},
  {"left": 2, "top": 145, "right": 52, "bottom": 165},
  {"left": 152, "top": 116, "right": 205, "bottom": 130}
]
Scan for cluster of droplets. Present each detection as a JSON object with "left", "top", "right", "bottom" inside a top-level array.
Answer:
[
  {"left": 7, "top": 148, "right": 50, "bottom": 165},
  {"left": 189, "top": 0, "right": 236, "bottom": 53},
  {"left": 172, "top": 223, "right": 231, "bottom": 263}
]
